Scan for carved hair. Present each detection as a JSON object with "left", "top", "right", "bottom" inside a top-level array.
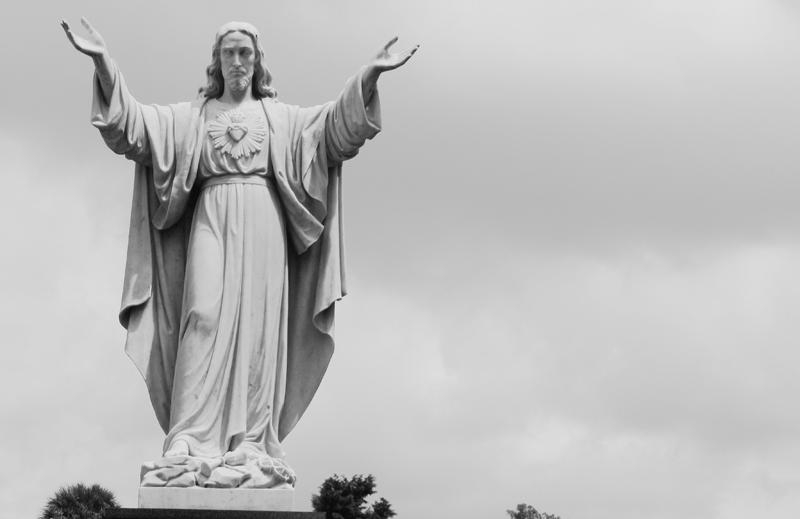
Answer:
[{"left": 199, "top": 29, "right": 277, "bottom": 99}]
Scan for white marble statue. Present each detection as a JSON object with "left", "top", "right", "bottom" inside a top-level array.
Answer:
[{"left": 61, "top": 17, "right": 418, "bottom": 489}]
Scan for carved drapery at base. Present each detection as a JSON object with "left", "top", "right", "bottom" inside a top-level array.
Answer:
[{"left": 140, "top": 455, "right": 296, "bottom": 489}]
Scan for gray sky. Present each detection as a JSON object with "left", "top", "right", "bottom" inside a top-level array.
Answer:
[{"left": 2, "top": 1, "right": 800, "bottom": 518}]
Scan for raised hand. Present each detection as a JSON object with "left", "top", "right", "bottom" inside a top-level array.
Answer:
[
  {"left": 61, "top": 17, "right": 108, "bottom": 58},
  {"left": 369, "top": 37, "right": 419, "bottom": 73},
  {"left": 61, "top": 17, "right": 114, "bottom": 99},
  {"left": 361, "top": 37, "right": 419, "bottom": 102}
]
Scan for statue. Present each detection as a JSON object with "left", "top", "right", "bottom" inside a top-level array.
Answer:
[{"left": 61, "top": 17, "right": 418, "bottom": 490}]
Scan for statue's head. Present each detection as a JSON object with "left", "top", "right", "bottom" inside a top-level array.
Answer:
[{"left": 200, "top": 21, "right": 277, "bottom": 99}]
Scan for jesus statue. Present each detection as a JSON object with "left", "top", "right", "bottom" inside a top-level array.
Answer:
[{"left": 61, "top": 17, "right": 417, "bottom": 489}]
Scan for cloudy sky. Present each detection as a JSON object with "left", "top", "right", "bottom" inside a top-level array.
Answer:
[{"left": 2, "top": 1, "right": 800, "bottom": 518}]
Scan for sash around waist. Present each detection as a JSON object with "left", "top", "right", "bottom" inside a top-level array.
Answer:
[{"left": 201, "top": 174, "right": 269, "bottom": 189}]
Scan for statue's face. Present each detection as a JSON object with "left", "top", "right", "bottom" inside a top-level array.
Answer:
[{"left": 219, "top": 31, "right": 256, "bottom": 94}]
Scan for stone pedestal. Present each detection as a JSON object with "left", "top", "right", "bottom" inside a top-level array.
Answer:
[
  {"left": 137, "top": 488, "right": 294, "bottom": 511},
  {"left": 106, "top": 510, "right": 325, "bottom": 519}
]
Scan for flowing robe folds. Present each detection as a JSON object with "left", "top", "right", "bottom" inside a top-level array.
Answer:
[{"left": 91, "top": 63, "right": 381, "bottom": 455}]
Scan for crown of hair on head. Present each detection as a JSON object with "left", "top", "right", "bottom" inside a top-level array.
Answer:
[{"left": 216, "top": 21, "right": 260, "bottom": 41}]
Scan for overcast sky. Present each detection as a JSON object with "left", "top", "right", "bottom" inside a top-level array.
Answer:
[{"left": 2, "top": 1, "right": 800, "bottom": 518}]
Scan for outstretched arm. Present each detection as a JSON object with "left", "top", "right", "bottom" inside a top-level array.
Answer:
[
  {"left": 61, "top": 17, "right": 161, "bottom": 165},
  {"left": 361, "top": 37, "right": 420, "bottom": 105},
  {"left": 61, "top": 17, "right": 114, "bottom": 101},
  {"left": 322, "top": 38, "right": 419, "bottom": 163}
]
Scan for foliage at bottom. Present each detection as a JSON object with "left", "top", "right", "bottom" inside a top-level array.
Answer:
[
  {"left": 312, "top": 474, "right": 396, "bottom": 519},
  {"left": 507, "top": 502, "right": 561, "bottom": 519},
  {"left": 40, "top": 483, "right": 119, "bottom": 519}
]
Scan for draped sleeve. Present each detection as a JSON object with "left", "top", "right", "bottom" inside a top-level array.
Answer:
[
  {"left": 325, "top": 67, "right": 382, "bottom": 164},
  {"left": 90, "top": 62, "right": 154, "bottom": 165},
  {"left": 90, "top": 60, "right": 204, "bottom": 230}
]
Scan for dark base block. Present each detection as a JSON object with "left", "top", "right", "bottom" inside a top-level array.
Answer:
[{"left": 106, "top": 509, "right": 326, "bottom": 519}]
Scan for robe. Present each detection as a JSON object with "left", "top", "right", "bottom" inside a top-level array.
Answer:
[{"left": 91, "top": 63, "right": 381, "bottom": 450}]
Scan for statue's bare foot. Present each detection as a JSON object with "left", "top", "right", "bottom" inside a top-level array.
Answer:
[
  {"left": 223, "top": 447, "right": 247, "bottom": 466},
  {"left": 223, "top": 442, "right": 264, "bottom": 466},
  {"left": 164, "top": 439, "right": 190, "bottom": 458}
]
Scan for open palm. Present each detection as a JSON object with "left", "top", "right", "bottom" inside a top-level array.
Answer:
[
  {"left": 370, "top": 37, "right": 419, "bottom": 73},
  {"left": 61, "top": 17, "right": 107, "bottom": 57}
]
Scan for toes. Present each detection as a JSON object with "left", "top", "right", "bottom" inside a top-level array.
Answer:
[
  {"left": 223, "top": 449, "right": 247, "bottom": 466},
  {"left": 164, "top": 439, "right": 190, "bottom": 457}
]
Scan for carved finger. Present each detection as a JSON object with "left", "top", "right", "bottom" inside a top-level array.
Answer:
[
  {"left": 393, "top": 46, "right": 419, "bottom": 67},
  {"left": 394, "top": 55, "right": 412, "bottom": 68},
  {"left": 383, "top": 36, "right": 399, "bottom": 52},
  {"left": 61, "top": 19, "right": 74, "bottom": 39},
  {"left": 61, "top": 21, "right": 80, "bottom": 48}
]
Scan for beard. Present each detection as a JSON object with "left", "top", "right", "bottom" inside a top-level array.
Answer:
[{"left": 226, "top": 75, "right": 252, "bottom": 94}]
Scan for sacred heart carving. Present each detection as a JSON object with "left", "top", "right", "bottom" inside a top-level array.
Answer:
[
  {"left": 227, "top": 125, "right": 248, "bottom": 143},
  {"left": 207, "top": 108, "right": 267, "bottom": 159}
]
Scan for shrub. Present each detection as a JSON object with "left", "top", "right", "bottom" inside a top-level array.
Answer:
[
  {"left": 41, "top": 483, "right": 119, "bottom": 519},
  {"left": 312, "top": 474, "right": 395, "bottom": 519}
]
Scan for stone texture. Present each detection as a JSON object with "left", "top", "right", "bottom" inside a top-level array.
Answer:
[
  {"left": 107, "top": 510, "right": 325, "bottom": 519},
  {"left": 138, "top": 487, "right": 294, "bottom": 511},
  {"left": 140, "top": 456, "right": 295, "bottom": 489}
]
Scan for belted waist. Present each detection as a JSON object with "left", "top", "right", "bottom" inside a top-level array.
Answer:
[{"left": 201, "top": 174, "right": 269, "bottom": 189}]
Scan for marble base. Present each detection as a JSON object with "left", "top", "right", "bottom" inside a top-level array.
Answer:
[
  {"left": 107, "top": 510, "right": 323, "bottom": 519},
  {"left": 138, "top": 487, "right": 294, "bottom": 511}
]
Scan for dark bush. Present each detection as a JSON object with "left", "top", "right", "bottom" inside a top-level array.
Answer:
[
  {"left": 312, "top": 474, "right": 395, "bottom": 519},
  {"left": 41, "top": 483, "right": 119, "bottom": 519}
]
